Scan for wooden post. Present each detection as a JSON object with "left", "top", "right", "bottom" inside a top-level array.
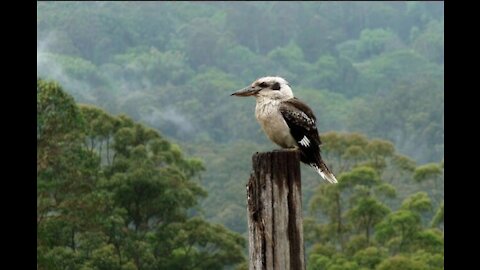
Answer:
[{"left": 247, "top": 150, "right": 305, "bottom": 270}]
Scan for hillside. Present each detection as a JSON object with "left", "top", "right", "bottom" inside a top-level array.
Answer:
[{"left": 37, "top": 3, "right": 444, "bottom": 269}]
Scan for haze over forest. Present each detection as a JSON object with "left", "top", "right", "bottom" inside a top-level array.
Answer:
[{"left": 37, "top": 2, "right": 444, "bottom": 269}]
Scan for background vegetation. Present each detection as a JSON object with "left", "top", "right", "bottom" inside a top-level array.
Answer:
[{"left": 37, "top": 2, "right": 444, "bottom": 269}]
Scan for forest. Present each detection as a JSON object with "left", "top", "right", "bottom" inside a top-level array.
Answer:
[{"left": 37, "top": 2, "right": 444, "bottom": 270}]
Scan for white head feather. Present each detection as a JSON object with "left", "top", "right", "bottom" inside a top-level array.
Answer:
[{"left": 252, "top": 76, "right": 294, "bottom": 101}]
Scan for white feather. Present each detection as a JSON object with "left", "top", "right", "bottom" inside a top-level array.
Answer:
[
  {"left": 299, "top": 136, "right": 310, "bottom": 147},
  {"left": 311, "top": 164, "right": 338, "bottom": 184}
]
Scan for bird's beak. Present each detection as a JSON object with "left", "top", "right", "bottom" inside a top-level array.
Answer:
[{"left": 231, "top": 85, "right": 262, "bottom": 97}]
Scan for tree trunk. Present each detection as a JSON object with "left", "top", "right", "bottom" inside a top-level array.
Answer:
[{"left": 247, "top": 150, "right": 305, "bottom": 270}]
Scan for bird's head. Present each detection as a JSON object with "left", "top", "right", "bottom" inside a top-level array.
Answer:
[{"left": 231, "top": 76, "right": 293, "bottom": 100}]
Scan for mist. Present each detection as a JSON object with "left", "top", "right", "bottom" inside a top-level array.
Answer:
[
  {"left": 37, "top": 2, "right": 444, "bottom": 163},
  {"left": 37, "top": 3, "right": 444, "bottom": 268}
]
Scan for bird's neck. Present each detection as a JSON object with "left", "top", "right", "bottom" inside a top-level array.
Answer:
[
  {"left": 255, "top": 97, "right": 281, "bottom": 120},
  {"left": 255, "top": 95, "right": 290, "bottom": 106}
]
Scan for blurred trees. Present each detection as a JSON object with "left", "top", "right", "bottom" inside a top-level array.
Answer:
[
  {"left": 305, "top": 133, "right": 443, "bottom": 270},
  {"left": 37, "top": 1, "right": 444, "bottom": 164},
  {"left": 38, "top": 79, "right": 444, "bottom": 268},
  {"left": 38, "top": 2, "right": 443, "bottom": 268}
]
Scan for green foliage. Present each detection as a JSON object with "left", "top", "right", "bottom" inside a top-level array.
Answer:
[
  {"left": 412, "top": 163, "right": 443, "bottom": 205},
  {"left": 430, "top": 202, "right": 444, "bottom": 228},
  {"left": 347, "top": 77, "right": 443, "bottom": 163},
  {"left": 412, "top": 19, "right": 444, "bottom": 63},
  {"left": 37, "top": 79, "right": 245, "bottom": 270},
  {"left": 347, "top": 197, "right": 390, "bottom": 242},
  {"left": 267, "top": 42, "right": 310, "bottom": 82},
  {"left": 38, "top": 246, "right": 82, "bottom": 270},
  {"left": 413, "top": 163, "right": 442, "bottom": 182},
  {"left": 373, "top": 192, "right": 442, "bottom": 256},
  {"left": 353, "top": 246, "right": 387, "bottom": 269},
  {"left": 154, "top": 218, "right": 246, "bottom": 269},
  {"left": 306, "top": 135, "right": 442, "bottom": 268},
  {"left": 410, "top": 250, "right": 444, "bottom": 270},
  {"left": 38, "top": 2, "right": 443, "bottom": 163},
  {"left": 401, "top": 192, "right": 432, "bottom": 214},
  {"left": 376, "top": 255, "right": 427, "bottom": 270},
  {"left": 391, "top": 154, "right": 416, "bottom": 172},
  {"left": 37, "top": 79, "right": 85, "bottom": 170},
  {"left": 38, "top": 3, "right": 443, "bottom": 268},
  {"left": 308, "top": 253, "right": 360, "bottom": 270},
  {"left": 113, "top": 47, "right": 193, "bottom": 85},
  {"left": 338, "top": 28, "right": 402, "bottom": 61},
  {"left": 339, "top": 166, "right": 381, "bottom": 188}
]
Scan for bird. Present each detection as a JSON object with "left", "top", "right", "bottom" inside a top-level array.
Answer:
[{"left": 231, "top": 76, "right": 338, "bottom": 184}]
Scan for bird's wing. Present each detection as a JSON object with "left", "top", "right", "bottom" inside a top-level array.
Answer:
[
  {"left": 281, "top": 98, "right": 338, "bottom": 184},
  {"left": 279, "top": 98, "right": 322, "bottom": 147}
]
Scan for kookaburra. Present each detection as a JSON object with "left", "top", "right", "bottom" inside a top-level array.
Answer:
[{"left": 231, "top": 76, "right": 338, "bottom": 184}]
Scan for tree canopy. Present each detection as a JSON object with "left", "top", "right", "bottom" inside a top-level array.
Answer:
[
  {"left": 37, "top": 79, "right": 246, "bottom": 270},
  {"left": 37, "top": 2, "right": 443, "bottom": 269}
]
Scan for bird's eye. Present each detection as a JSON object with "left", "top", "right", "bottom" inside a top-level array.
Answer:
[
  {"left": 272, "top": 82, "right": 281, "bottom": 90},
  {"left": 259, "top": 82, "right": 268, "bottom": 88}
]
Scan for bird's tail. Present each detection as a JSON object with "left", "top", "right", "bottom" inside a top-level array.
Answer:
[{"left": 311, "top": 161, "right": 338, "bottom": 184}]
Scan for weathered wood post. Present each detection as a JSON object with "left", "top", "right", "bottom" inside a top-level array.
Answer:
[{"left": 247, "top": 150, "right": 305, "bottom": 270}]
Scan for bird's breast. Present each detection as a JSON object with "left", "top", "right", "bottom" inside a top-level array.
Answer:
[{"left": 255, "top": 100, "right": 297, "bottom": 148}]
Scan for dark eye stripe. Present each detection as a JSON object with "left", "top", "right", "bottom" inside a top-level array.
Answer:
[{"left": 272, "top": 82, "right": 281, "bottom": 90}]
